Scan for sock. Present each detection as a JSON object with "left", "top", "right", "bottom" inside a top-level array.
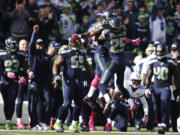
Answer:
[
  {"left": 98, "top": 92, "right": 103, "bottom": 98},
  {"left": 107, "top": 117, "right": 111, "bottom": 124},
  {"left": 56, "top": 119, "right": 62, "bottom": 123},
  {"left": 51, "top": 117, "right": 56, "bottom": 121},
  {"left": 17, "top": 118, "right": 21, "bottom": 123},
  {"left": 104, "top": 94, "right": 110, "bottom": 102},
  {"left": 6, "top": 120, "right": 11, "bottom": 123},
  {"left": 79, "top": 115, "right": 83, "bottom": 124},
  {"left": 72, "top": 120, "right": 78, "bottom": 125},
  {"left": 87, "top": 86, "right": 97, "bottom": 98}
]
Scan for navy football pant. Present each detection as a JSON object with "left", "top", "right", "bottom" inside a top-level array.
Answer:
[
  {"left": 94, "top": 53, "right": 108, "bottom": 77},
  {"left": 99, "top": 60, "right": 129, "bottom": 98},
  {"left": 58, "top": 77, "right": 83, "bottom": 122},
  {"left": 50, "top": 87, "right": 63, "bottom": 119},
  {"left": 16, "top": 83, "right": 27, "bottom": 118},
  {"left": 111, "top": 102, "right": 128, "bottom": 131},
  {"left": 1, "top": 83, "right": 18, "bottom": 120},
  {"left": 28, "top": 81, "right": 51, "bottom": 127},
  {"left": 151, "top": 86, "right": 171, "bottom": 125}
]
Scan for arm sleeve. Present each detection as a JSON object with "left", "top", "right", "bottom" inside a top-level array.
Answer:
[
  {"left": 139, "top": 96, "right": 149, "bottom": 115},
  {"left": 28, "top": 32, "right": 36, "bottom": 56},
  {"left": 10, "top": 9, "right": 18, "bottom": 19}
]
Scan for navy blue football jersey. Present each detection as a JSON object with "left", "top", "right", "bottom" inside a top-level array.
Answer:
[
  {"left": 59, "top": 48, "right": 85, "bottom": 79},
  {"left": 102, "top": 28, "right": 126, "bottom": 61},
  {"left": 0, "top": 51, "right": 25, "bottom": 82},
  {"left": 149, "top": 57, "right": 177, "bottom": 87}
]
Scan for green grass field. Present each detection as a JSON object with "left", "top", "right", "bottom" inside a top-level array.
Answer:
[{"left": 0, "top": 126, "right": 179, "bottom": 135}]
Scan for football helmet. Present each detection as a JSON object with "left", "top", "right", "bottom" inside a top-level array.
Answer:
[
  {"left": 109, "top": 17, "right": 123, "bottom": 33},
  {"left": 129, "top": 72, "right": 141, "bottom": 89},
  {"left": 155, "top": 43, "right": 166, "bottom": 60},
  {"left": 5, "top": 37, "right": 18, "bottom": 53},
  {"left": 103, "top": 10, "right": 117, "bottom": 21}
]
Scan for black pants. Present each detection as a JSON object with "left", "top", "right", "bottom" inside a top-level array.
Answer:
[
  {"left": 1, "top": 82, "right": 18, "bottom": 120},
  {"left": 16, "top": 83, "right": 27, "bottom": 118},
  {"left": 28, "top": 81, "right": 51, "bottom": 127}
]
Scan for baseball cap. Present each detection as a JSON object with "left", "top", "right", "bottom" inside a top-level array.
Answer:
[
  {"left": 171, "top": 42, "right": 179, "bottom": 51},
  {"left": 36, "top": 39, "right": 44, "bottom": 45},
  {"left": 49, "top": 41, "right": 61, "bottom": 49}
]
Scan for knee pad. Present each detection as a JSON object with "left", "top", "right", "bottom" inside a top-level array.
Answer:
[{"left": 91, "top": 76, "right": 100, "bottom": 88}]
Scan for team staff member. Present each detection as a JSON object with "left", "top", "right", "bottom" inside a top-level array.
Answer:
[{"left": 28, "top": 25, "right": 51, "bottom": 130}]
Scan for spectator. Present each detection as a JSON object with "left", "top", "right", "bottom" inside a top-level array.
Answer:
[
  {"left": 166, "top": 11, "right": 177, "bottom": 51},
  {"left": 124, "top": 0, "right": 138, "bottom": 38},
  {"left": 174, "top": 2, "right": 180, "bottom": 42},
  {"left": 26, "top": 0, "right": 38, "bottom": 30},
  {"left": 132, "top": 14, "right": 150, "bottom": 52},
  {"left": 36, "top": 5, "right": 54, "bottom": 48},
  {"left": 150, "top": 0, "right": 166, "bottom": 43},
  {"left": 10, "top": 0, "right": 30, "bottom": 42},
  {"left": 89, "top": 3, "right": 104, "bottom": 24},
  {"left": 36, "top": 0, "right": 52, "bottom": 6},
  {"left": 57, "top": 4, "right": 77, "bottom": 44},
  {"left": 51, "top": 0, "right": 68, "bottom": 9},
  {"left": 77, "top": 15, "right": 90, "bottom": 34}
]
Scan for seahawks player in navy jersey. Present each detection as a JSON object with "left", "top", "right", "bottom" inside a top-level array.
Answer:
[
  {"left": 0, "top": 37, "right": 28, "bottom": 130},
  {"left": 46, "top": 41, "right": 63, "bottom": 130},
  {"left": 98, "top": 17, "right": 141, "bottom": 114},
  {"left": 146, "top": 43, "right": 180, "bottom": 134},
  {"left": 53, "top": 34, "right": 94, "bottom": 133}
]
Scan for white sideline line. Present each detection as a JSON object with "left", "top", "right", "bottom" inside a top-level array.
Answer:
[{"left": 0, "top": 130, "right": 179, "bottom": 134}]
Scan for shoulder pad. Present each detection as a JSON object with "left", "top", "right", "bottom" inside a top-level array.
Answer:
[
  {"left": 167, "top": 57, "right": 177, "bottom": 66},
  {"left": 0, "top": 50, "right": 7, "bottom": 56},
  {"left": 59, "top": 49, "right": 71, "bottom": 55}
]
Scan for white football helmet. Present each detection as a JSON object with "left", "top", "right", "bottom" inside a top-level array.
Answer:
[{"left": 129, "top": 72, "right": 141, "bottom": 88}]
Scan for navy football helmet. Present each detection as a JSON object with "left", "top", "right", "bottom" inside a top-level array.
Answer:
[
  {"left": 103, "top": 10, "right": 117, "bottom": 21},
  {"left": 109, "top": 17, "right": 123, "bottom": 33},
  {"left": 155, "top": 43, "right": 166, "bottom": 60},
  {"left": 5, "top": 37, "right": 18, "bottom": 53}
]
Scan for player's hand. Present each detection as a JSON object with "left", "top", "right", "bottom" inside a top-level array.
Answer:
[
  {"left": 142, "top": 115, "right": 148, "bottom": 124},
  {"left": 33, "top": 25, "right": 39, "bottom": 33},
  {"left": 19, "top": 76, "right": 26, "bottom": 84},
  {"left": 145, "top": 88, "right": 151, "bottom": 99},
  {"left": 28, "top": 71, "right": 34, "bottom": 79},
  {"left": 131, "top": 105, "right": 136, "bottom": 119},
  {"left": 52, "top": 75, "right": 61, "bottom": 89},
  {"left": 132, "top": 38, "right": 141, "bottom": 46},
  {"left": 7, "top": 72, "right": 16, "bottom": 79},
  {"left": 176, "top": 95, "right": 180, "bottom": 103}
]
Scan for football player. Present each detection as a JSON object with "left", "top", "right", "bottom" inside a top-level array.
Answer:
[
  {"left": 145, "top": 43, "right": 180, "bottom": 134},
  {"left": 53, "top": 34, "right": 94, "bottom": 133},
  {"left": 0, "top": 37, "right": 28, "bottom": 130}
]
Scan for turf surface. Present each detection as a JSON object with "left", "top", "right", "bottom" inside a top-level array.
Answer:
[{"left": 0, "top": 126, "right": 179, "bottom": 135}]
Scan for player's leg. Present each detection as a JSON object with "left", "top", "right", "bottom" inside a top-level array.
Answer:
[
  {"left": 16, "top": 83, "right": 26, "bottom": 129},
  {"left": 158, "top": 87, "right": 171, "bottom": 134},
  {"left": 99, "top": 60, "right": 117, "bottom": 113},
  {"left": 69, "top": 83, "right": 83, "bottom": 132},
  {"left": 38, "top": 84, "right": 51, "bottom": 131},
  {"left": 1, "top": 84, "right": 12, "bottom": 129},
  {"left": 54, "top": 78, "right": 73, "bottom": 132},
  {"left": 28, "top": 81, "right": 39, "bottom": 130},
  {"left": 84, "top": 53, "right": 107, "bottom": 108},
  {"left": 50, "top": 86, "right": 63, "bottom": 129}
]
